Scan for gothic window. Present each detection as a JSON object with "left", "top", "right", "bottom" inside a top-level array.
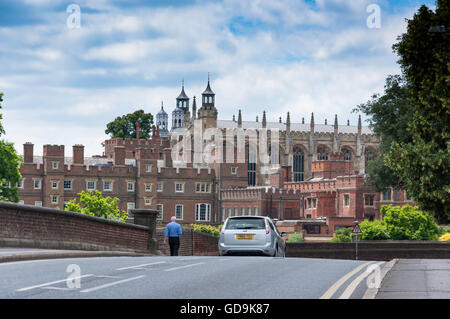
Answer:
[
  {"left": 342, "top": 148, "right": 352, "bottom": 161},
  {"left": 317, "top": 146, "right": 329, "bottom": 161},
  {"left": 247, "top": 144, "right": 256, "bottom": 186},
  {"left": 293, "top": 146, "right": 304, "bottom": 182},
  {"left": 365, "top": 148, "right": 375, "bottom": 169}
]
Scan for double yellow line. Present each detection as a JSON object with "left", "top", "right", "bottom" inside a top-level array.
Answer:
[{"left": 320, "top": 261, "right": 384, "bottom": 299}]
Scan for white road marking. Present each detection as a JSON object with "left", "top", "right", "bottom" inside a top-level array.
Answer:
[
  {"left": 320, "top": 261, "right": 375, "bottom": 299},
  {"left": 339, "top": 262, "right": 384, "bottom": 299},
  {"left": 80, "top": 275, "right": 146, "bottom": 293},
  {"left": 116, "top": 261, "right": 167, "bottom": 270},
  {"left": 163, "top": 262, "right": 205, "bottom": 272},
  {"left": 16, "top": 274, "right": 94, "bottom": 292}
]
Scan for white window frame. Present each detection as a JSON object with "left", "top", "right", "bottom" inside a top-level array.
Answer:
[
  {"left": 231, "top": 167, "right": 237, "bottom": 175},
  {"left": 127, "top": 181, "right": 135, "bottom": 192},
  {"left": 144, "top": 197, "right": 152, "bottom": 206},
  {"left": 175, "top": 204, "right": 184, "bottom": 220},
  {"left": 195, "top": 203, "right": 211, "bottom": 222},
  {"left": 343, "top": 194, "right": 350, "bottom": 207},
  {"left": 156, "top": 204, "right": 163, "bottom": 220},
  {"left": 86, "top": 180, "right": 96, "bottom": 191},
  {"left": 33, "top": 179, "right": 41, "bottom": 190},
  {"left": 18, "top": 179, "right": 24, "bottom": 189},
  {"left": 51, "top": 195, "right": 58, "bottom": 205},
  {"left": 145, "top": 183, "right": 152, "bottom": 192},
  {"left": 145, "top": 164, "right": 152, "bottom": 173},
  {"left": 364, "top": 194, "right": 375, "bottom": 207},
  {"left": 157, "top": 182, "right": 163, "bottom": 192},
  {"left": 63, "top": 180, "right": 72, "bottom": 190},
  {"left": 127, "top": 202, "right": 135, "bottom": 213},
  {"left": 34, "top": 201, "right": 42, "bottom": 207},
  {"left": 52, "top": 161, "right": 59, "bottom": 170},
  {"left": 103, "top": 180, "right": 113, "bottom": 192},
  {"left": 175, "top": 182, "right": 184, "bottom": 193},
  {"left": 51, "top": 180, "right": 59, "bottom": 190}
]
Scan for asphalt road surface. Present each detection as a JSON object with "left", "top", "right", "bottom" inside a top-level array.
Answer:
[{"left": 0, "top": 256, "right": 384, "bottom": 299}]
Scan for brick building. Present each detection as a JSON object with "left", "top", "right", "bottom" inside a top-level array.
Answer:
[{"left": 16, "top": 77, "right": 412, "bottom": 232}]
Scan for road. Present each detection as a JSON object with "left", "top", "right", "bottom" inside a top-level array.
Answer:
[{"left": 0, "top": 256, "right": 384, "bottom": 299}]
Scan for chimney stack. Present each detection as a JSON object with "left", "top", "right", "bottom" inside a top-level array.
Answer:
[
  {"left": 113, "top": 146, "right": 125, "bottom": 166},
  {"left": 136, "top": 121, "right": 140, "bottom": 139},
  {"left": 23, "top": 142, "right": 34, "bottom": 164},
  {"left": 72, "top": 144, "right": 84, "bottom": 165}
]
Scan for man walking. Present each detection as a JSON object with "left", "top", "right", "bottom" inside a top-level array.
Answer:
[{"left": 164, "top": 216, "right": 183, "bottom": 256}]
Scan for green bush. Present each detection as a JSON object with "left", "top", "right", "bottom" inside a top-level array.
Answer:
[
  {"left": 381, "top": 205, "right": 440, "bottom": 240},
  {"left": 286, "top": 232, "right": 303, "bottom": 243},
  {"left": 190, "top": 224, "right": 222, "bottom": 237},
  {"left": 360, "top": 220, "right": 390, "bottom": 240},
  {"left": 331, "top": 227, "right": 353, "bottom": 242},
  {"left": 65, "top": 190, "right": 128, "bottom": 222}
]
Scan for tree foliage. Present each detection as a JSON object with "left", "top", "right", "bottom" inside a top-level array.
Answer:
[
  {"left": 0, "top": 92, "right": 22, "bottom": 202},
  {"left": 381, "top": 205, "right": 440, "bottom": 240},
  {"left": 359, "top": 220, "right": 390, "bottom": 240},
  {"left": 384, "top": 2, "right": 450, "bottom": 224},
  {"left": 105, "top": 109, "right": 154, "bottom": 139},
  {"left": 65, "top": 190, "right": 129, "bottom": 222},
  {"left": 353, "top": 75, "right": 413, "bottom": 191}
]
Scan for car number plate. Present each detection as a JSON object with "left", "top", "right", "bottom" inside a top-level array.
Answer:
[{"left": 236, "top": 234, "right": 254, "bottom": 239}]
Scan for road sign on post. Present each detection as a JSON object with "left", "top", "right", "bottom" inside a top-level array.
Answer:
[{"left": 352, "top": 221, "right": 362, "bottom": 260}]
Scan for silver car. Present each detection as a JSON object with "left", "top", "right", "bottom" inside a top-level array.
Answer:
[{"left": 218, "top": 216, "right": 287, "bottom": 257}]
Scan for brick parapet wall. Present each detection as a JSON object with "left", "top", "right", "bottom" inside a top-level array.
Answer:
[
  {"left": 156, "top": 228, "right": 218, "bottom": 256},
  {"left": 0, "top": 202, "right": 149, "bottom": 252},
  {"left": 286, "top": 241, "right": 450, "bottom": 261}
]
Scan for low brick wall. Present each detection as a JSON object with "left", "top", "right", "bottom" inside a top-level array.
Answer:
[
  {"left": 156, "top": 228, "right": 219, "bottom": 256},
  {"left": 286, "top": 241, "right": 450, "bottom": 261},
  {"left": 0, "top": 202, "right": 149, "bottom": 252}
]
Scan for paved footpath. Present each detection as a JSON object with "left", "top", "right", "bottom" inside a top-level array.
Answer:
[
  {"left": 0, "top": 247, "right": 149, "bottom": 263},
  {"left": 376, "top": 259, "right": 450, "bottom": 299}
]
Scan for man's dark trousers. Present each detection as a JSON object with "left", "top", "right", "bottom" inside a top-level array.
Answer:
[{"left": 169, "top": 237, "right": 180, "bottom": 256}]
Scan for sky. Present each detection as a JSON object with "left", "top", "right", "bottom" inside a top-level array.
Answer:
[{"left": 0, "top": 0, "right": 436, "bottom": 157}]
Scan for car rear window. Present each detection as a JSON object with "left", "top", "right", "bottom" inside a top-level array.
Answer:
[{"left": 225, "top": 218, "right": 266, "bottom": 230}]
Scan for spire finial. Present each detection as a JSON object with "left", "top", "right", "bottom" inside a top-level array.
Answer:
[
  {"left": 208, "top": 72, "right": 210, "bottom": 83},
  {"left": 182, "top": 78, "right": 184, "bottom": 88},
  {"left": 161, "top": 101, "right": 164, "bottom": 109}
]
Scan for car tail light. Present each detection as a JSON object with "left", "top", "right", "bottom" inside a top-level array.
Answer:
[{"left": 265, "top": 221, "right": 270, "bottom": 234}]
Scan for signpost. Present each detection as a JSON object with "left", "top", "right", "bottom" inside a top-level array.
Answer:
[{"left": 352, "top": 221, "right": 362, "bottom": 260}]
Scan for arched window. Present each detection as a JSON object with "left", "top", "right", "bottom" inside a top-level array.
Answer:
[
  {"left": 317, "top": 146, "right": 329, "bottom": 161},
  {"left": 365, "top": 148, "right": 375, "bottom": 169},
  {"left": 293, "top": 146, "right": 304, "bottom": 182},
  {"left": 342, "top": 148, "right": 352, "bottom": 161}
]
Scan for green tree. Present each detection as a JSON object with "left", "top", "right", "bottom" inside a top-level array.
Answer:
[
  {"left": 353, "top": 75, "right": 413, "bottom": 191},
  {"left": 381, "top": 205, "right": 440, "bottom": 240},
  {"left": 65, "top": 190, "right": 129, "bottom": 222},
  {"left": 359, "top": 220, "right": 390, "bottom": 240},
  {"left": 0, "top": 92, "right": 22, "bottom": 202},
  {"left": 105, "top": 109, "right": 154, "bottom": 139},
  {"left": 330, "top": 227, "right": 352, "bottom": 242},
  {"left": 384, "top": 2, "right": 449, "bottom": 224}
]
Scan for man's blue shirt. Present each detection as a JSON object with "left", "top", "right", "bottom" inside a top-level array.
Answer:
[{"left": 164, "top": 221, "right": 182, "bottom": 237}]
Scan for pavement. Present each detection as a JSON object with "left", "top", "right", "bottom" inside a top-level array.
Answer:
[
  {"left": 376, "top": 259, "right": 450, "bottom": 299},
  {"left": 0, "top": 247, "right": 151, "bottom": 263}
]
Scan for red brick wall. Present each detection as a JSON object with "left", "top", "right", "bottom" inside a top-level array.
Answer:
[
  {"left": 0, "top": 202, "right": 149, "bottom": 252},
  {"left": 156, "top": 228, "right": 218, "bottom": 256}
]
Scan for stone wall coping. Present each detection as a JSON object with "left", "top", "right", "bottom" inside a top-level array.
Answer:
[{"left": 0, "top": 201, "right": 148, "bottom": 231}]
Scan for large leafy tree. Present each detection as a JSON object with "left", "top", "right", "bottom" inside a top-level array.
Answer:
[
  {"left": 353, "top": 74, "right": 413, "bottom": 191},
  {"left": 0, "top": 92, "right": 22, "bottom": 202},
  {"left": 384, "top": 2, "right": 449, "bottom": 224},
  {"left": 65, "top": 190, "right": 129, "bottom": 222},
  {"left": 105, "top": 109, "right": 153, "bottom": 139}
]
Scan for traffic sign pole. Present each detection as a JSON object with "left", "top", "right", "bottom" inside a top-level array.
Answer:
[{"left": 352, "top": 221, "right": 362, "bottom": 261}]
